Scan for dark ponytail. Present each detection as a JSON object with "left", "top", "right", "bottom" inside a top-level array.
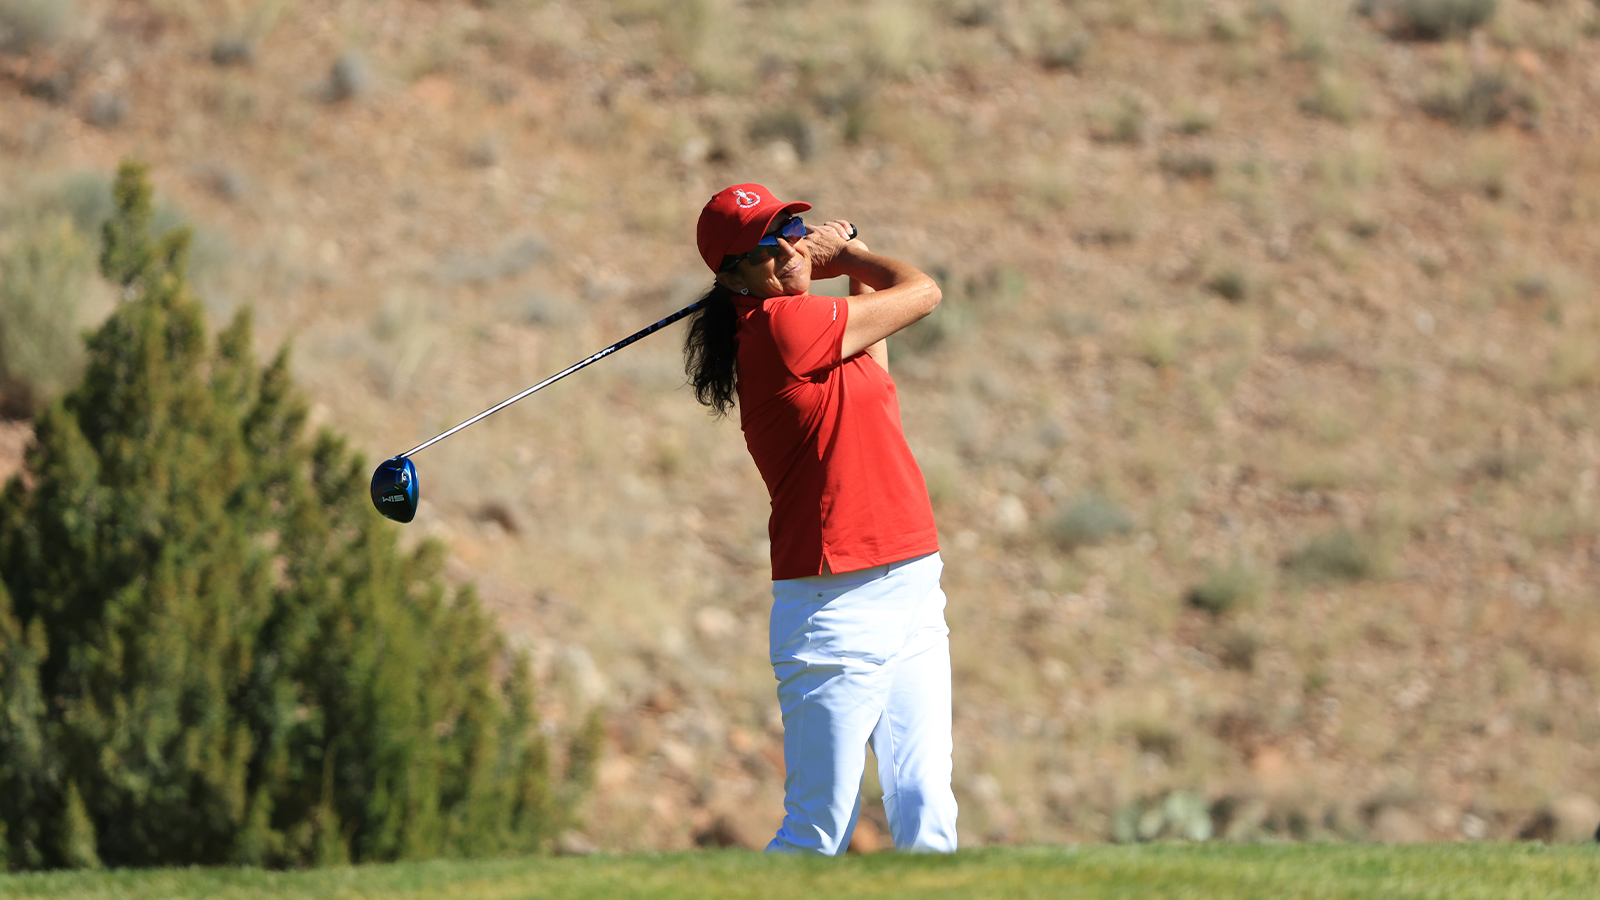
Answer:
[{"left": 684, "top": 283, "right": 739, "bottom": 417}]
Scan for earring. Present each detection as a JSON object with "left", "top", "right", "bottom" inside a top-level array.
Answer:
[{"left": 740, "top": 288, "right": 749, "bottom": 295}]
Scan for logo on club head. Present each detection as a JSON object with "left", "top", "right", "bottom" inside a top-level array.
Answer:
[
  {"left": 734, "top": 189, "right": 761, "bottom": 209},
  {"left": 382, "top": 494, "right": 407, "bottom": 503}
]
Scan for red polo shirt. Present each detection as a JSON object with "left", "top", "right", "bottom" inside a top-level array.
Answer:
[{"left": 734, "top": 292, "right": 940, "bottom": 580}]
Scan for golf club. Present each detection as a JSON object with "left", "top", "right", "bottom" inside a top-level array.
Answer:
[
  {"left": 369, "top": 223, "right": 856, "bottom": 523},
  {"left": 369, "top": 299, "right": 703, "bottom": 522}
]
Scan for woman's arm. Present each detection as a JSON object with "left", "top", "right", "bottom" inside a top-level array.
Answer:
[
  {"left": 806, "top": 221, "right": 940, "bottom": 361},
  {"left": 835, "top": 245, "right": 940, "bottom": 361},
  {"left": 848, "top": 249, "right": 888, "bottom": 372}
]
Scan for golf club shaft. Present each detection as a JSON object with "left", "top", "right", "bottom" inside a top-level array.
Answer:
[
  {"left": 398, "top": 224, "right": 858, "bottom": 460},
  {"left": 399, "top": 299, "right": 706, "bottom": 459}
]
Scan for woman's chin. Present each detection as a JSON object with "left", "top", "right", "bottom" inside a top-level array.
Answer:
[{"left": 779, "top": 273, "right": 811, "bottom": 295}]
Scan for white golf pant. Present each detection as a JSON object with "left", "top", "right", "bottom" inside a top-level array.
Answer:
[{"left": 766, "top": 551, "right": 958, "bottom": 855}]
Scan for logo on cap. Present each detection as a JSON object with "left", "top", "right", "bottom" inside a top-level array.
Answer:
[{"left": 734, "top": 189, "right": 761, "bottom": 209}]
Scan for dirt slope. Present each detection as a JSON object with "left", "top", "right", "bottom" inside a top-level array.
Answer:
[{"left": 4, "top": 0, "right": 1600, "bottom": 850}]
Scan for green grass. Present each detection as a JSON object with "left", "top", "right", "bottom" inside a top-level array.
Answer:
[{"left": 3, "top": 845, "right": 1598, "bottom": 900}]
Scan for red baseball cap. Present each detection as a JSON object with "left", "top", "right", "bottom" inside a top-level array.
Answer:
[{"left": 696, "top": 184, "right": 811, "bottom": 273}]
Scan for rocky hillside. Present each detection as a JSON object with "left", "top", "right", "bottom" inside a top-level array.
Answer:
[{"left": 4, "top": 0, "right": 1600, "bottom": 850}]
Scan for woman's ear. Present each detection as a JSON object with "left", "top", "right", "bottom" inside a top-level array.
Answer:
[{"left": 714, "top": 270, "right": 741, "bottom": 294}]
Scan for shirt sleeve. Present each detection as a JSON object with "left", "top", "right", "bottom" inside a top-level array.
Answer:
[{"left": 766, "top": 295, "right": 847, "bottom": 379}]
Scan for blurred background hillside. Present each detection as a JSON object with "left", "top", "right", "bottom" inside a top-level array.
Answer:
[{"left": 3, "top": 0, "right": 1600, "bottom": 851}]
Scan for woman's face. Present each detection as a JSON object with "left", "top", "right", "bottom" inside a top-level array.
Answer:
[{"left": 716, "top": 215, "right": 811, "bottom": 299}]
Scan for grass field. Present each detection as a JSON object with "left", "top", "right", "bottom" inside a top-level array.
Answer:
[{"left": 2, "top": 845, "right": 1597, "bottom": 900}]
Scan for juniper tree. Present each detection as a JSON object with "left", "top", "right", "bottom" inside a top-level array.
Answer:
[{"left": 0, "top": 161, "right": 558, "bottom": 870}]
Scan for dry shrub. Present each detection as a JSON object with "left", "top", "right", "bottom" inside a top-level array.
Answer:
[
  {"left": 1037, "top": 32, "right": 1091, "bottom": 71},
  {"left": 200, "top": 70, "right": 260, "bottom": 127},
  {"left": 1420, "top": 70, "right": 1537, "bottom": 128},
  {"left": 0, "top": 214, "right": 94, "bottom": 417},
  {"left": 1217, "top": 628, "right": 1261, "bottom": 671},
  {"left": 1277, "top": 0, "right": 1358, "bottom": 61},
  {"left": 1301, "top": 67, "right": 1367, "bottom": 124},
  {"left": 943, "top": 0, "right": 994, "bottom": 29},
  {"left": 1159, "top": 151, "right": 1218, "bottom": 180},
  {"left": 960, "top": 265, "right": 1027, "bottom": 309},
  {"left": 1204, "top": 268, "right": 1250, "bottom": 303},
  {"left": 961, "top": 0, "right": 1091, "bottom": 70},
  {"left": 1463, "top": 139, "right": 1514, "bottom": 199},
  {"left": 984, "top": 158, "right": 1075, "bottom": 225},
  {"left": 1024, "top": 2, "right": 1088, "bottom": 68},
  {"left": 0, "top": 0, "right": 72, "bottom": 53},
  {"left": 1523, "top": 503, "right": 1600, "bottom": 552},
  {"left": 207, "top": 0, "right": 292, "bottom": 67},
  {"left": 863, "top": 0, "right": 933, "bottom": 78},
  {"left": 1283, "top": 526, "right": 1388, "bottom": 582},
  {"left": 747, "top": 107, "right": 823, "bottom": 162},
  {"left": 1134, "top": 318, "right": 1186, "bottom": 369},
  {"left": 1471, "top": 447, "right": 1541, "bottom": 483},
  {"left": 616, "top": 0, "right": 736, "bottom": 83},
  {"left": 893, "top": 293, "right": 971, "bottom": 358},
  {"left": 1129, "top": 722, "right": 1182, "bottom": 762},
  {"left": 1173, "top": 99, "right": 1219, "bottom": 135},
  {"left": 828, "top": 83, "right": 876, "bottom": 146},
  {"left": 434, "top": 235, "right": 548, "bottom": 287},
  {"left": 1186, "top": 558, "right": 1265, "bottom": 616},
  {"left": 1046, "top": 493, "right": 1134, "bottom": 552},
  {"left": 861, "top": 103, "right": 960, "bottom": 167},
  {"left": 1285, "top": 455, "right": 1349, "bottom": 491},
  {"left": 325, "top": 50, "right": 371, "bottom": 102},
  {"left": 1520, "top": 608, "right": 1600, "bottom": 681},
  {"left": 1088, "top": 96, "right": 1148, "bottom": 144},
  {"left": 1371, "top": 0, "right": 1497, "bottom": 41},
  {"left": 894, "top": 263, "right": 983, "bottom": 358},
  {"left": 1111, "top": 790, "right": 1214, "bottom": 843},
  {"left": 1542, "top": 333, "right": 1600, "bottom": 393},
  {"left": 1315, "top": 139, "right": 1388, "bottom": 190},
  {"left": 366, "top": 288, "right": 438, "bottom": 399}
]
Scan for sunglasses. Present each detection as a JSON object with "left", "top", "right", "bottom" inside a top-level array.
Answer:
[{"left": 720, "top": 216, "right": 807, "bottom": 271}]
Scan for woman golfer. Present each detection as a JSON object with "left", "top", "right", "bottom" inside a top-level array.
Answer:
[{"left": 685, "top": 184, "right": 957, "bottom": 855}]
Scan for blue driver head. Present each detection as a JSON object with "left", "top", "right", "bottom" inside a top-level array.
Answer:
[{"left": 371, "top": 456, "right": 419, "bottom": 523}]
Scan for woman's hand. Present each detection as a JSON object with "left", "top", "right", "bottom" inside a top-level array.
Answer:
[{"left": 804, "top": 219, "right": 860, "bottom": 281}]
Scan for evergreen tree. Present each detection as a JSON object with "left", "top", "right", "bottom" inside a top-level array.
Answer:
[{"left": 0, "top": 161, "right": 558, "bottom": 870}]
